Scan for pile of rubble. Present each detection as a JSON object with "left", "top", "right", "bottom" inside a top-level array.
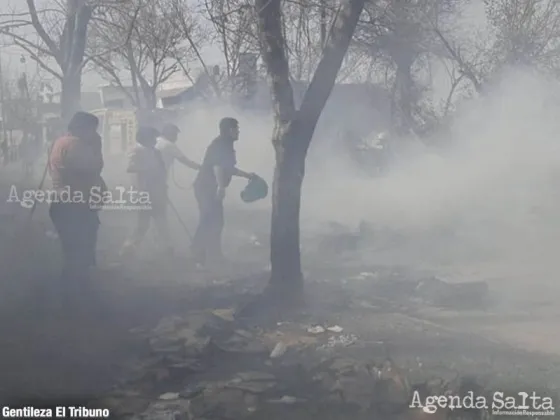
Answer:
[{"left": 96, "top": 303, "right": 494, "bottom": 420}]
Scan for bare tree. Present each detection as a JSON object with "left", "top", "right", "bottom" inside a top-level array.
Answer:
[
  {"left": 202, "top": 0, "right": 260, "bottom": 92},
  {"left": 89, "top": 0, "right": 194, "bottom": 109},
  {"left": 282, "top": 0, "right": 333, "bottom": 82},
  {"left": 256, "top": 0, "right": 365, "bottom": 302},
  {"left": 485, "top": 0, "right": 560, "bottom": 71},
  {"left": 355, "top": 0, "right": 461, "bottom": 134},
  {"left": 439, "top": 54, "right": 466, "bottom": 117},
  {"left": 167, "top": 0, "right": 219, "bottom": 97},
  {"left": 0, "top": 0, "right": 122, "bottom": 122},
  {"left": 434, "top": 28, "right": 484, "bottom": 94},
  {"left": 434, "top": 0, "right": 560, "bottom": 96},
  {"left": 2, "top": 72, "right": 39, "bottom": 133}
]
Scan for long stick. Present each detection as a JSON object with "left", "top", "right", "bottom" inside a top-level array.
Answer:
[
  {"left": 167, "top": 197, "right": 192, "bottom": 241},
  {"left": 26, "top": 157, "right": 49, "bottom": 222}
]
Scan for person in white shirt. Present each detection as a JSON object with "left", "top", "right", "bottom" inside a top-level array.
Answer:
[
  {"left": 155, "top": 123, "right": 200, "bottom": 177},
  {"left": 121, "top": 126, "right": 172, "bottom": 256}
]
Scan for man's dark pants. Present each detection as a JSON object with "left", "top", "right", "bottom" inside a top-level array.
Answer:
[
  {"left": 192, "top": 188, "right": 224, "bottom": 265},
  {"left": 49, "top": 202, "right": 99, "bottom": 305}
]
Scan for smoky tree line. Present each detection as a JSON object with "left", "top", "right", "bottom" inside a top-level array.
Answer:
[{"left": 2, "top": 0, "right": 559, "bottom": 127}]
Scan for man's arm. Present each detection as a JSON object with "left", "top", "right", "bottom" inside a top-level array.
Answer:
[
  {"left": 171, "top": 143, "right": 201, "bottom": 170},
  {"left": 213, "top": 165, "right": 229, "bottom": 200},
  {"left": 177, "top": 155, "right": 201, "bottom": 170},
  {"left": 232, "top": 167, "right": 255, "bottom": 179}
]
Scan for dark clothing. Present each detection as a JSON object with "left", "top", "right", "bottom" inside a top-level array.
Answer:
[
  {"left": 49, "top": 133, "right": 105, "bottom": 203},
  {"left": 48, "top": 202, "right": 99, "bottom": 314},
  {"left": 49, "top": 202, "right": 100, "bottom": 270},
  {"left": 192, "top": 136, "right": 235, "bottom": 265},
  {"left": 48, "top": 132, "right": 104, "bottom": 289},
  {"left": 193, "top": 136, "right": 236, "bottom": 197},
  {"left": 192, "top": 188, "right": 224, "bottom": 265},
  {"left": 68, "top": 112, "right": 99, "bottom": 135}
]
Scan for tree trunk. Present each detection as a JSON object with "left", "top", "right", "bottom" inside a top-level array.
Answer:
[
  {"left": 391, "top": 55, "right": 415, "bottom": 136},
  {"left": 143, "top": 88, "right": 157, "bottom": 109},
  {"left": 257, "top": 0, "right": 365, "bottom": 303},
  {"left": 60, "top": 71, "right": 81, "bottom": 123},
  {"left": 268, "top": 123, "right": 308, "bottom": 298},
  {"left": 59, "top": 2, "right": 92, "bottom": 123}
]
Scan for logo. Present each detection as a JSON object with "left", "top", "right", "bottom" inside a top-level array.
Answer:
[
  {"left": 6, "top": 185, "right": 153, "bottom": 211},
  {"left": 410, "top": 391, "right": 555, "bottom": 417}
]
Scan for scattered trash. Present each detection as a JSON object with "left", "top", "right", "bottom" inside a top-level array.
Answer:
[
  {"left": 318, "top": 334, "right": 358, "bottom": 351},
  {"left": 180, "top": 384, "right": 205, "bottom": 399},
  {"left": 234, "top": 329, "right": 254, "bottom": 339},
  {"left": 307, "top": 325, "right": 326, "bottom": 334},
  {"left": 168, "top": 359, "right": 204, "bottom": 375},
  {"left": 227, "top": 373, "right": 277, "bottom": 393},
  {"left": 270, "top": 342, "right": 288, "bottom": 358},
  {"left": 114, "top": 268, "right": 497, "bottom": 420},
  {"left": 327, "top": 325, "right": 344, "bottom": 333},
  {"left": 244, "top": 394, "right": 258, "bottom": 412},
  {"left": 212, "top": 308, "right": 235, "bottom": 322},
  {"left": 262, "top": 329, "right": 318, "bottom": 348},
  {"left": 236, "top": 371, "right": 276, "bottom": 382},
  {"left": 267, "top": 395, "right": 306, "bottom": 404},
  {"left": 218, "top": 330, "right": 269, "bottom": 354},
  {"left": 158, "top": 392, "right": 180, "bottom": 401}
]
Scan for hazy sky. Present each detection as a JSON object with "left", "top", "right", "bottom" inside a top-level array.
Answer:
[
  {"left": 0, "top": 0, "right": 486, "bottom": 92},
  {"left": 0, "top": 0, "right": 224, "bottom": 91}
]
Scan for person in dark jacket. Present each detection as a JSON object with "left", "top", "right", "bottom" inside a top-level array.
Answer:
[
  {"left": 48, "top": 111, "right": 106, "bottom": 302},
  {"left": 192, "top": 117, "right": 256, "bottom": 267}
]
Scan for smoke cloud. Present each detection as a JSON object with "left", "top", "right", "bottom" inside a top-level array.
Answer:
[{"left": 166, "top": 68, "right": 560, "bottom": 273}]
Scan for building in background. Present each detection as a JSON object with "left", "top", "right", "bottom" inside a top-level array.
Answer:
[{"left": 99, "top": 84, "right": 136, "bottom": 109}]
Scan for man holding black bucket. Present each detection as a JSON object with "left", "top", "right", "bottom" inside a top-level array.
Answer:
[{"left": 192, "top": 117, "right": 266, "bottom": 268}]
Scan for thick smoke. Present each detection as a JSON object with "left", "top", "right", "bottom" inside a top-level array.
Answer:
[{"left": 169, "top": 68, "right": 560, "bottom": 270}]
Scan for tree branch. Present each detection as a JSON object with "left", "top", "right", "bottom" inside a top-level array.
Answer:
[
  {"left": 434, "top": 28, "right": 482, "bottom": 93},
  {"left": 171, "top": 0, "right": 221, "bottom": 96},
  {"left": 66, "top": 4, "right": 93, "bottom": 77},
  {"left": 26, "top": 0, "right": 62, "bottom": 65},
  {"left": 13, "top": 40, "right": 63, "bottom": 80},
  {"left": 0, "top": 28, "right": 55, "bottom": 58},
  {"left": 298, "top": 0, "right": 365, "bottom": 127},
  {"left": 82, "top": 2, "right": 141, "bottom": 69},
  {"left": 256, "top": 0, "right": 296, "bottom": 123},
  {"left": 90, "top": 56, "right": 139, "bottom": 106}
]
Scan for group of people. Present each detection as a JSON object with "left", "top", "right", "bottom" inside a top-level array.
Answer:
[{"left": 47, "top": 111, "right": 257, "bottom": 305}]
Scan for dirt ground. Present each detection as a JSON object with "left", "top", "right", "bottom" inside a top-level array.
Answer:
[{"left": 1, "top": 160, "right": 560, "bottom": 419}]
